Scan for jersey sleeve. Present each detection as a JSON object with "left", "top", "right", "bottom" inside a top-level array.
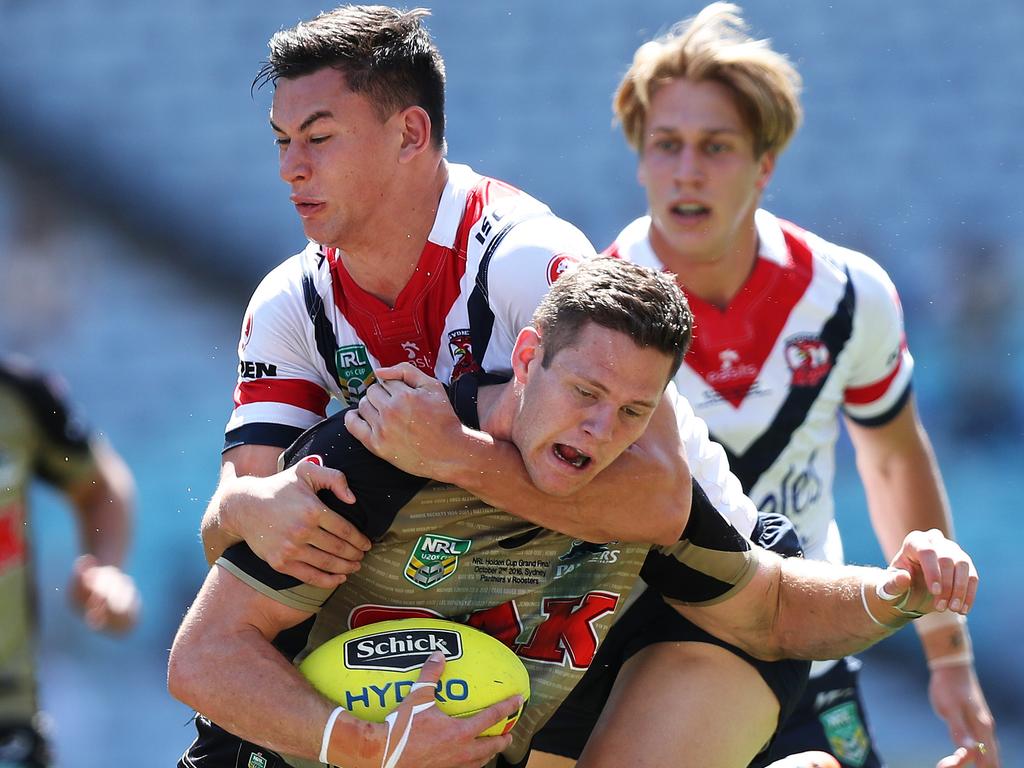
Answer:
[
  {"left": 477, "top": 207, "right": 597, "bottom": 353},
  {"left": 840, "top": 253, "right": 914, "bottom": 426},
  {"left": 0, "top": 358, "right": 97, "bottom": 488},
  {"left": 670, "top": 384, "right": 758, "bottom": 536},
  {"left": 640, "top": 478, "right": 758, "bottom": 606},
  {"left": 224, "top": 251, "right": 335, "bottom": 451},
  {"left": 217, "top": 409, "right": 433, "bottom": 613}
]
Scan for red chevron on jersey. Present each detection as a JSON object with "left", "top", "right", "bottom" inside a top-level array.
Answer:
[
  {"left": 685, "top": 225, "right": 813, "bottom": 407},
  {"left": 323, "top": 180, "right": 520, "bottom": 375},
  {"left": 234, "top": 378, "right": 331, "bottom": 415}
]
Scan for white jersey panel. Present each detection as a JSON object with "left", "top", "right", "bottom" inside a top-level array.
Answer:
[{"left": 611, "top": 210, "right": 913, "bottom": 562}]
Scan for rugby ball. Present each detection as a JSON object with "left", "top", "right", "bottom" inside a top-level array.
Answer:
[{"left": 299, "top": 618, "right": 530, "bottom": 736}]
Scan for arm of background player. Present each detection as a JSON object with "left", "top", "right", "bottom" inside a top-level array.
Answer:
[
  {"left": 64, "top": 438, "right": 141, "bottom": 633},
  {"left": 348, "top": 364, "right": 689, "bottom": 546},
  {"left": 847, "top": 399, "right": 1000, "bottom": 766},
  {"left": 671, "top": 528, "right": 977, "bottom": 662},
  {"left": 167, "top": 565, "right": 517, "bottom": 768},
  {"left": 199, "top": 444, "right": 370, "bottom": 588}
]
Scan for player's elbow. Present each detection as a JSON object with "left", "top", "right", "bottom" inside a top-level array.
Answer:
[{"left": 167, "top": 620, "right": 213, "bottom": 710}]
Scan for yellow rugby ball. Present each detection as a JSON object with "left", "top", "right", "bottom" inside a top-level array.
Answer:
[{"left": 299, "top": 618, "right": 530, "bottom": 736}]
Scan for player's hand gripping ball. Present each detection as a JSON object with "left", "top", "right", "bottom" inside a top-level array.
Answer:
[{"left": 299, "top": 618, "right": 530, "bottom": 736}]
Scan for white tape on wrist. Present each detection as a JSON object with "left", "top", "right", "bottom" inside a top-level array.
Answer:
[
  {"left": 928, "top": 650, "right": 975, "bottom": 671},
  {"left": 860, "top": 580, "right": 890, "bottom": 627},
  {"left": 381, "top": 682, "right": 437, "bottom": 768},
  {"left": 319, "top": 705, "right": 345, "bottom": 766}
]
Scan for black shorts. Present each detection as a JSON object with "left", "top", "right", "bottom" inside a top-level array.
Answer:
[
  {"left": 756, "top": 656, "right": 883, "bottom": 768},
  {"left": 178, "top": 716, "right": 289, "bottom": 768},
  {"left": 532, "top": 512, "right": 810, "bottom": 761},
  {"left": 0, "top": 721, "right": 51, "bottom": 768}
]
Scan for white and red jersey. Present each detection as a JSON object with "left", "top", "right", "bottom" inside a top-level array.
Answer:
[
  {"left": 609, "top": 209, "right": 914, "bottom": 563},
  {"left": 225, "top": 163, "right": 593, "bottom": 451}
]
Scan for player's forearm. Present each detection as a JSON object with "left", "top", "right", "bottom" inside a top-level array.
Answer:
[
  {"left": 71, "top": 443, "right": 136, "bottom": 566},
  {"left": 168, "top": 619, "right": 361, "bottom": 761},
  {"left": 200, "top": 481, "right": 249, "bottom": 565},
  {"left": 443, "top": 432, "right": 686, "bottom": 545}
]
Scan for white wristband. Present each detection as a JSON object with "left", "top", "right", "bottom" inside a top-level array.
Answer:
[
  {"left": 928, "top": 650, "right": 975, "bottom": 671},
  {"left": 319, "top": 705, "right": 344, "bottom": 766},
  {"left": 915, "top": 610, "right": 966, "bottom": 634}
]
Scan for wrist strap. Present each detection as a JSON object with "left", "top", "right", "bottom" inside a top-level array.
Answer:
[
  {"left": 928, "top": 650, "right": 975, "bottom": 671},
  {"left": 319, "top": 705, "right": 344, "bottom": 766}
]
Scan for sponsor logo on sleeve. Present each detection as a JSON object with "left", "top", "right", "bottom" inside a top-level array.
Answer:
[
  {"left": 335, "top": 344, "right": 376, "bottom": 405},
  {"left": 238, "top": 360, "right": 278, "bottom": 379}
]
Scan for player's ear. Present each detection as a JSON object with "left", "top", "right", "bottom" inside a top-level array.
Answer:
[
  {"left": 755, "top": 151, "right": 776, "bottom": 192},
  {"left": 397, "top": 105, "right": 432, "bottom": 163},
  {"left": 511, "top": 327, "right": 542, "bottom": 383}
]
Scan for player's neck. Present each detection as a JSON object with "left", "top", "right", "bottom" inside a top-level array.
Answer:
[
  {"left": 334, "top": 160, "right": 449, "bottom": 307},
  {"left": 649, "top": 217, "right": 759, "bottom": 311},
  {"left": 476, "top": 380, "right": 515, "bottom": 441}
]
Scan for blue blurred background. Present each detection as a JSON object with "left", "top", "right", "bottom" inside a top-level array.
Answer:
[{"left": 0, "top": 1, "right": 1020, "bottom": 765}]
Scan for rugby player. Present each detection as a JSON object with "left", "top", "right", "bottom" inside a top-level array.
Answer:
[
  {"left": 0, "top": 357, "right": 140, "bottom": 768},
  {"left": 529, "top": 4, "right": 998, "bottom": 767},
  {"left": 200, "top": 4, "right": 694, "bottom": 585},
  {"left": 168, "top": 259, "right": 978, "bottom": 768}
]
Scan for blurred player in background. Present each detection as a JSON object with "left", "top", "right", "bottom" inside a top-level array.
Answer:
[
  {"left": 200, "top": 4, "right": 694, "bottom": 584},
  {"left": 0, "top": 356, "right": 140, "bottom": 767},
  {"left": 534, "top": 4, "right": 998, "bottom": 767}
]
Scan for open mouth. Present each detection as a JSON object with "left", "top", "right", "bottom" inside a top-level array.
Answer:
[
  {"left": 671, "top": 203, "right": 710, "bottom": 218},
  {"left": 553, "top": 443, "right": 592, "bottom": 470}
]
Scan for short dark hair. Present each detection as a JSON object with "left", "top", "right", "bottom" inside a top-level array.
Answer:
[
  {"left": 532, "top": 257, "right": 693, "bottom": 380},
  {"left": 254, "top": 5, "right": 446, "bottom": 149}
]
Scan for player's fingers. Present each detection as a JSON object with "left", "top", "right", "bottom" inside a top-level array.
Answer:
[
  {"left": 460, "top": 694, "right": 525, "bottom": 738},
  {"left": 877, "top": 568, "right": 912, "bottom": 603},
  {"left": 316, "top": 508, "right": 371, "bottom": 552},
  {"left": 936, "top": 747, "right": 971, "bottom": 768},
  {"left": 279, "top": 560, "right": 348, "bottom": 590},
  {"left": 344, "top": 407, "right": 371, "bottom": 445},
  {"left": 404, "top": 651, "right": 444, "bottom": 705},
  {"left": 375, "top": 362, "right": 433, "bottom": 387},
  {"left": 301, "top": 462, "right": 357, "bottom": 505},
  {"left": 947, "top": 558, "right": 973, "bottom": 613},
  {"left": 301, "top": 541, "right": 363, "bottom": 576}
]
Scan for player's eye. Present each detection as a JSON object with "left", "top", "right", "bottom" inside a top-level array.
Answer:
[
  {"left": 274, "top": 137, "right": 290, "bottom": 148},
  {"left": 575, "top": 385, "right": 596, "bottom": 400},
  {"left": 310, "top": 135, "right": 331, "bottom": 145}
]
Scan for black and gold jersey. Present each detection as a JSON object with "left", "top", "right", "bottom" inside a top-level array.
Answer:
[{"left": 200, "top": 376, "right": 759, "bottom": 768}]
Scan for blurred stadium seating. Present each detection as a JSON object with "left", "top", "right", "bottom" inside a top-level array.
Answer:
[{"left": 0, "top": 1, "right": 1020, "bottom": 764}]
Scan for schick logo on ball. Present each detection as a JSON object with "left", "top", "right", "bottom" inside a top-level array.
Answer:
[{"left": 344, "top": 629, "right": 464, "bottom": 672}]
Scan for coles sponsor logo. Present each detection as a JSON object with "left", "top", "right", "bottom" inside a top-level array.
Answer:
[
  {"left": 547, "top": 253, "right": 579, "bottom": 285},
  {"left": 707, "top": 349, "right": 758, "bottom": 384},
  {"left": 344, "top": 628, "right": 463, "bottom": 672},
  {"left": 447, "top": 329, "right": 479, "bottom": 380},
  {"left": 784, "top": 335, "right": 832, "bottom": 387}
]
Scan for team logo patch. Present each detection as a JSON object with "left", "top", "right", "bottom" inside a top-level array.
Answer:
[
  {"left": 246, "top": 752, "right": 268, "bottom": 768},
  {"left": 404, "top": 534, "right": 472, "bottom": 589},
  {"left": 784, "top": 335, "right": 832, "bottom": 387},
  {"left": 546, "top": 253, "right": 579, "bottom": 285},
  {"left": 448, "top": 329, "right": 479, "bottom": 380},
  {"left": 335, "top": 344, "right": 376, "bottom": 405},
  {"left": 343, "top": 627, "right": 463, "bottom": 672},
  {"left": 240, "top": 313, "right": 253, "bottom": 351},
  {"left": 819, "top": 701, "right": 870, "bottom": 767}
]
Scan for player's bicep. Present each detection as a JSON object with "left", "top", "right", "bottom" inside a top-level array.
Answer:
[
  {"left": 221, "top": 443, "right": 285, "bottom": 480},
  {"left": 668, "top": 551, "right": 782, "bottom": 657},
  {"left": 199, "top": 562, "right": 316, "bottom": 642}
]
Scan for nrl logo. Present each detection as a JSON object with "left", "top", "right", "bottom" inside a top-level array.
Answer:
[
  {"left": 335, "top": 344, "right": 376, "bottom": 405},
  {"left": 404, "top": 534, "right": 472, "bottom": 589}
]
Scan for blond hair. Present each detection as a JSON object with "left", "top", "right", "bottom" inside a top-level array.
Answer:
[{"left": 614, "top": 3, "right": 802, "bottom": 158}]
